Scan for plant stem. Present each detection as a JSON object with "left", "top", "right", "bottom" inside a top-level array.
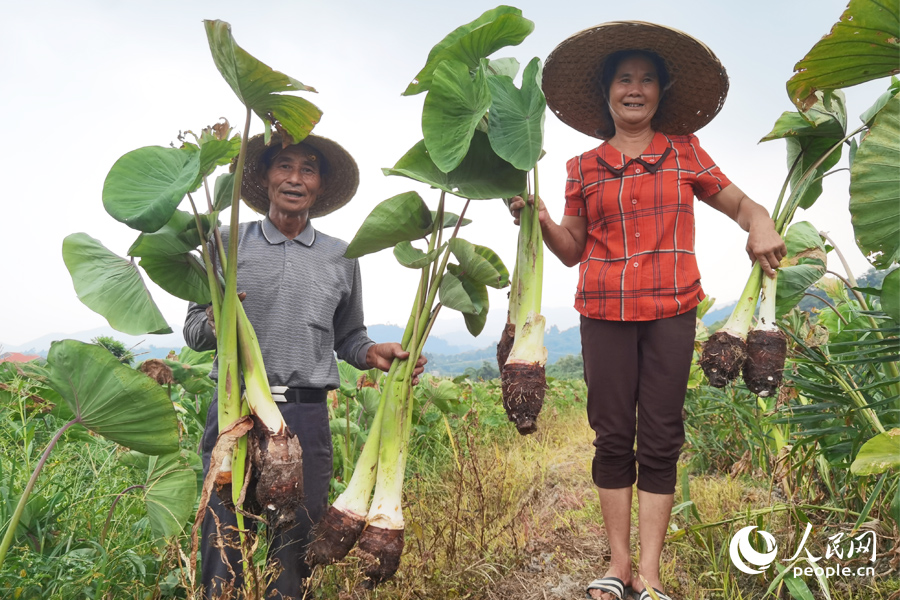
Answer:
[
  {"left": 0, "top": 419, "right": 77, "bottom": 570},
  {"left": 100, "top": 484, "right": 145, "bottom": 545}
]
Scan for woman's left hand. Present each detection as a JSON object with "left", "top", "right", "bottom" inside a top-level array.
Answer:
[{"left": 746, "top": 219, "right": 787, "bottom": 277}]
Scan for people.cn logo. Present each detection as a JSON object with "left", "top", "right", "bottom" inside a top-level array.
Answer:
[{"left": 729, "top": 526, "right": 778, "bottom": 575}]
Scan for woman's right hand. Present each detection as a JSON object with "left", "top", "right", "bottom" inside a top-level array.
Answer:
[{"left": 509, "top": 194, "right": 551, "bottom": 227}]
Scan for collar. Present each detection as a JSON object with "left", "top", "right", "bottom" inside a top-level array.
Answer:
[
  {"left": 595, "top": 131, "right": 672, "bottom": 176},
  {"left": 262, "top": 215, "right": 316, "bottom": 247}
]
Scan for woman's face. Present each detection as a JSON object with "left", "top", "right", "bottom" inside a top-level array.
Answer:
[{"left": 606, "top": 55, "right": 662, "bottom": 132}]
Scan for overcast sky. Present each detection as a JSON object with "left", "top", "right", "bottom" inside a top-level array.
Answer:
[{"left": 0, "top": 0, "right": 884, "bottom": 348}]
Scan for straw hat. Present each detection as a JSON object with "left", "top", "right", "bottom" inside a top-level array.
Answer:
[
  {"left": 237, "top": 132, "right": 360, "bottom": 218},
  {"left": 543, "top": 21, "right": 729, "bottom": 139}
]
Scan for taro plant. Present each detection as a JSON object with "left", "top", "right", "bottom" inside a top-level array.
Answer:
[
  {"left": 59, "top": 19, "right": 324, "bottom": 582},
  {"left": 307, "top": 6, "right": 546, "bottom": 585}
]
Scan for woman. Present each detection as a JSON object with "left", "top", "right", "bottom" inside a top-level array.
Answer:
[{"left": 511, "top": 22, "right": 786, "bottom": 600}]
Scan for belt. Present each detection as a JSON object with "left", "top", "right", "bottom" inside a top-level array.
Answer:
[{"left": 270, "top": 386, "right": 328, "bottom": 404}]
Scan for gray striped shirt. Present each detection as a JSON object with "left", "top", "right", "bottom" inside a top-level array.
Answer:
[{"left": 183, "top": 217, "right": 374, "bottom": 389}]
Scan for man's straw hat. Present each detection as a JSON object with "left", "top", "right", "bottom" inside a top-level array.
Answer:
[
  {"left": 238, "top": 132, "right": 359, "bottom": 218},
  {"left": 543, "top": 21, "right": 729, "bottom": 139}
]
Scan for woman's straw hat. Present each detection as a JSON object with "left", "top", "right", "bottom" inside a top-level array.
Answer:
[
  {"left": 543, "top": 21, "right": 729, "bottom": 139},
  {"left": 238, "top": 132, "right": 360, "bottom": 218}
]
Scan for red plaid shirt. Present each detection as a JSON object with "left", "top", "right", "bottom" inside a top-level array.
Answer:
[{"left": 564, "top": 132, "right": 731, "bottom": 321}]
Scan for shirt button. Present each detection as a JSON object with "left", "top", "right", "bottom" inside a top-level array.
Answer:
[
  {"left": 631, "top": 199, "right": 638, "bottom": 205},
  {"left": 287, "top": 261, "right": 292, "bottom": 267},
  {"left": 633, "top": 262, "right": 639, "bottom": 268},
  {"left": 635, "top": 167, "right": 642, "bottom": 173},
  {"left": 635, "top": 232, "right": 641, "bottom": 238}
]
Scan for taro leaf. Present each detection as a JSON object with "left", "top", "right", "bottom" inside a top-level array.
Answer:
[
  {"left": 403, "top": 6, "right": 534, "bottom": 96},
  {"left": 487, "top": 57, "right": 546, "bottom": 170},
  {"left": 103, "top": 146, "right": 201, "bottom": 233},
  {"left": 329, "top": 418, "right": 361, "bottom": 438},
  {"left": 357, "top": 386, "right": 381, "bottom": 418},
  {"left": 423, "top": 59, "right": 492, "bottom": 172},
  {"left": 164, "top": 353, "right": 215, "bottom": 395},
  {"left": 760, "top": 92, "right": 846, "bottom": 209},
  {"left": 850, "top": 429, "right": 900, "bottom": 475},
  {"left": 439, "top": 269, "right": 477, "bottom": 314},
  {"left": 198, "top": 135, "right": 242, "bottom": 178},
  {"left": 849, "top": 92, "right": 900, "bottom": 268},
  {"left": 337, "top": 360, "right": 363, "bottom": 397},
  {"left": 344, "top": 192, "right": 432, "bottom": 258},
  {"left": 880, "top": 268, "right": 899, "bottom": 323},
  {"left": 415, "top": 376, "right": 464, "bottom": 415},
  {"left": 787, "top": 0, "right": 900, "bottom": 110},
  {"left": 861, "top": 76, "right": 900, "bottom": 126},
  {"left": 144, "top": 450, "right": 199, "bottom": 539},
  {"left": 393, "top": 241, "right": 445, "bottom": 269},
  {"left": 139, "top": 253, "right": 211, "bottom": 304},
  {"left": 486, "top": 57, "right": 520, "bottom": 79},
  {"left": 204, "top": 20, "right": 321, "bottom": 143},
  {"left": 46, "top": 340, "right": 179, "bottom": 455},
  {"left": 433, "top": 211, "right": 472, "bottom": 230},
  {"left": 448, "top": 238, "right": 509, "bottom": 288},
  {"left": 63, "top": 233, "right": 172, "bottom": 335},
  {"left": 776, "top": 221, "right": 827, "bottom": 318},
  {"left": 446, "top": 264, "right": 491, "bottom": 335},
  {"left": 129, "top": 210, "right": 201, "bottom": 258},
  {"left": 383, "top": 132, "right": 527, "bottom": 200},
  {"left": 213, "top": 172, "right": 235, "bottom": 212}
]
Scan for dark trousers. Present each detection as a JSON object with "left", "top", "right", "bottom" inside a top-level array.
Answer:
[
  {"left": 200, "top": 397, "right": 333, "bottom": 600},
  {"left": 581, "top": 308, "right": 696, "bottom": 495}
]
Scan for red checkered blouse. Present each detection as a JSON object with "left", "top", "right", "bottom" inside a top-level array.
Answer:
[{"left": 563, "top": 132, "right": 732, "bottom": 321}]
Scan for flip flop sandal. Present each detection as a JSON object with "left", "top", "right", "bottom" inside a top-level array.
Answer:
[
  {"left": 637, "top": 589, "right": 673, "bottom": 600},
  {"left": 585, "top": 576, "right": 632, "bottom": 599}
]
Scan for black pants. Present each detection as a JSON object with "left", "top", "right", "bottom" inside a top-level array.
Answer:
[
  {"left": 581, "top": 308, "right": 696, "bottom": 495},
  {"left": 199, "top": 396, "right": 333, "bottom": 600}
]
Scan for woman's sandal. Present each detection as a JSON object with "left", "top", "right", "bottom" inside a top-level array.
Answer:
[
  {"left": 636, "top": 588, "right": 673, "bottom": 600},
  {"left": 585, "top": 576, "right": 633, "bottom": 599}
]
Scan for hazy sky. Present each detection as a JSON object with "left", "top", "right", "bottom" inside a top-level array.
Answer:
[{"left": 0, "top": 0, "right": 884, "bottom": 347}]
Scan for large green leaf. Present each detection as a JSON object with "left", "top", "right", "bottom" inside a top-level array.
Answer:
[
  {"left": 879, "top": 268, "right": 899, "bottom": 323},
  {"left": 403, "top": 6, "right": 534, "bottom": 96},
  {"left": 445, "top": 264, "right": 491, "bottom": 336},
  {"left": 102, "top": 146, "right": 201, "bottom": 233},
  {"left": 787, "top": 0, "right": 900, "bottom": 110},
  {"left": 486, "top": 57, "right": 520, "bottom": 79},
  {"left": 139, "top": 253, "right": 211, "bottom": 304},
  {"left": 213, "top": 172, "right": 235, "bottom": 212},
  {"left": 46, "top": 340, "right": 179, "bottom": 455},
  {"left": 448, "top": 238, "right": 509, "bottom": 288},
  {"left": 849, "top": 92, "right": 900, "bottom": 268},
  {"left": 776, "top": 221, "right": 827, "bottom": 318},
  {"left": 414, "top": 376, "right": 465, "bottom": 415},
  {"left": 487, "top": 57, "right": 546, "bottom": 170},
  {"left": 204, "top": 20, "right": 322, "bottom": 143},
  {"left": 422, "top": 59, "right": 492, "bottom": 172},
  {"left": 383, "top": 132, "right": 527, "bottom": 200},
  {"left": 439, "top": 269, "right": 477, "bottom": 314},
  {"left": 393, "top": 241, "right": 445, "bottom": 269},
  {"left": 344, "top": 192, "right": 432, "bottom": 258},
  {"left": 433, "top": 210, "right": 472, "bottom": 230},
  {"left": 128, "top": 210, "right": 200, "bottom": 258},
  {"left": 760, "top": 92, "right": 846, "bottom": 209},
  {"left": 144, "top": 450, "right": 199, "bottom": 539},
  {"left": 63, "top": 233, "right": 172, "bottom": 335},
  {"left": 851, "top": 428, "right": 900, "bottom": 475},
  {"left": 860, "top": 76, "right": 900, "bottom": 126},
  {"left": 164, "top": 353, "right": 215, "bottom": 395}
]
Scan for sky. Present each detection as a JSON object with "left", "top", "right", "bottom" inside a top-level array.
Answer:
[{"left": 0, "top": 0, "right": 885, "bottom": 348}]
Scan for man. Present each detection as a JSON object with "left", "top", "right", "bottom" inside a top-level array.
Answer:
[{"left": 184, "top": 132, "right": 422, "bottom": 599}]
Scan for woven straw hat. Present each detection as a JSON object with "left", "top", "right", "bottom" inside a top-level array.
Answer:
[
  {"left": 237, "top": 132, "right": 360, "bottom": 218},
  {"left": 543, "top": 21, "right": 729, "bottom": 139}
]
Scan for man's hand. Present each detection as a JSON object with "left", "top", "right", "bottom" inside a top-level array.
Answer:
[
  {"left": 366, "top": 343, "right": 427, "bottom": 384},
  {"left": 204, "top": 292, "right": 247, "bottom": 338}
]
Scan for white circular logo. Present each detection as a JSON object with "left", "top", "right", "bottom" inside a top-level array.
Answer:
[{"left": 729, "top": 526, "right": 778, "bottom": 574}]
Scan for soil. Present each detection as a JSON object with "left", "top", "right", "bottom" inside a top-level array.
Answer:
[
  {"left": 742, "top": 330, "right": 788, "bottom": 397},
  {"left": 307, "top": 506, "right": 366, "bottom": 567},
  {"left": 501, "top": 362, "right": 547, "bottom": 435},
  {"left": 699, "top": 331, "right": 747, "bottom": 388},
  {"left": 497, "top": 321, "right": 516, "bottom": 372}
]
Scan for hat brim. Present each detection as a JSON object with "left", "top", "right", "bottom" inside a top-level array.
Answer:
[
  {"left": 543, "top": 21, "right": 729, "bottom": 139},
  {"left": 237, "top": 132, "right": 360, "bottom": 218}
]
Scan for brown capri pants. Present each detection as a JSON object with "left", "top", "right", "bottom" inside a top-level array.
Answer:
[{"left": 581, "top": 308, "right": 697, "bottom": 495}]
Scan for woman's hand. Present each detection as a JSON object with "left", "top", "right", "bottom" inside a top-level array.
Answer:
[
  {"left": 746, "top": 219, "right": 787, "bottom": 277},
  {"left": 366, "top": 343, "right": 427, "bottom": 384},
  {"left": 508, "top": 194, "right": 551, "bottom": 226},
  {"left": 509, "top": 195, "right": 588, "bottom": 268}
]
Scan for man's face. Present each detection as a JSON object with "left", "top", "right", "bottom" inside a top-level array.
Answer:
[{"left": 263, "top": 144, "right": 323, "bottom": 217}]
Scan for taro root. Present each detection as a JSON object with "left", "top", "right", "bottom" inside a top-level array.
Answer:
[
  {"left": 497, "top": 319, "right": 516, "bottom": 372},
  {"left": 501, "top": 312, "right": 548, "bottom": 435},
  {"left": 742, "top": 329, "right": 788, "bottom": 397},
  {"left": 306, "top": 505, "right": 366, "bottom": 567},
  {"left": 356, "top": 525, "right": 404, "bottom": 587},
  {"left": 700, "top": 331, "right": 748, "bottom": 388},
  {"left": 248, "top": 416, "right": 303, "bottom": 529}
]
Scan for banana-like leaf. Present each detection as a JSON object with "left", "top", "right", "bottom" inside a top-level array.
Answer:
[
  {"left": 880, "top": 269, "right": 899, "bottom": 323},
  {"left": 204, "top": 20, "right": 321, "bottom": 143},
  {"left": 139, "top": 253, "right": 211, "bottom": 304},
  {"left": 448, "top": 238, "right": 509, "bottom": 288},
  {"left": 46, "top": 340, "right": 179, "bottom": 455},
  {"left": 760, "top": 92, "right": 846, "bottom": 210},
  {"left": 102, "top": 146, "right": 201, "bottom": 233},
  {"left": 383, "top": 132, "right": 527, "bottom": 200},
  {"left": 422, "top": 59, "right": 492, "bottom": 173},
  {"left": 403, "top": 6, "right": 534, "bottom": 96},
  {"left": 776, "top": 222, "right": 827, "bottom": 318},
  {"left": 486, "top": 57, "right": 520, "bottom": 79},
  {"left": 787, "top": 0, "right": 900, "bottom": 110},
  {"left": 144, "top": 450, "right": 200, "bottom": 539},
  {"left": 850, "top": 428, "right": 900, "bottom": 475},
  {"left": 393, "top": 241, "right": 445, "bottom": 269},
  {"left": 849, "top": 92, "right": 900, "bottom": 268},
  {"left": 63, "top": 233, "right": 172, "bottom": 335},
  {"left": 213, "top": 172, "right": 235, "bottom": 212},
  {"left": 345, "top": 192, "right": 432, "bottom": 258},
  {"left": 487, "top": 57, "right": 546, "bottom": 170}
]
